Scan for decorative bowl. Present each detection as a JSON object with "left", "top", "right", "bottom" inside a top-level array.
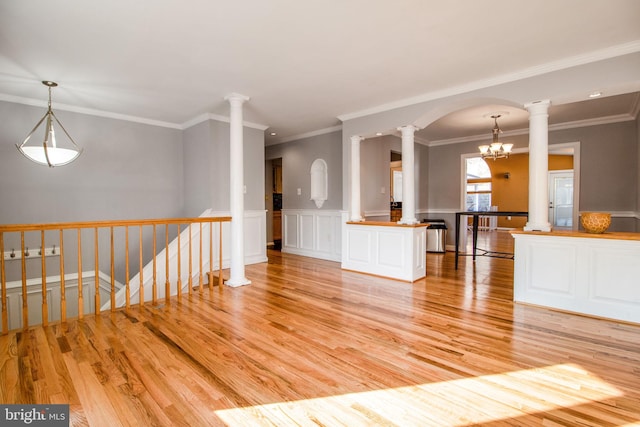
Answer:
[{"left": 580, "top": 212, "right": 611, "bottom": 234}]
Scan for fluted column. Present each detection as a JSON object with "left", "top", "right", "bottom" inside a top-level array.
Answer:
[
  {"left": 398, "top": 125, "right": 418, "bottom": 225},
  {"left": 224, "top": 93, "right": 251, "bottom": 287},
  {"left": 349, "top": 135, "right": 364, "bottom": 222},
  {"left": 524, "top": 100, "right": 552, "bottom": 232}
]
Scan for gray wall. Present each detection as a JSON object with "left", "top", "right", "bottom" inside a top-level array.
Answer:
[
  {"left": 183, "top": 120, "right": 214, "bottom": 216},
  {"left": 552, "top": 121, "right": 637, "bottom": 231},
  {"left": 361, "top": 136, "right": 394, "bottom": 218},
  {"left": 265, "top": 130, "right": 342, "bottom": 210},
  {"left": 554, "top": 122, "right": 636, "bottom": 212},
  {"left": 183, "top": 119, "right": 265, "bottom": 216},
  {"left": 1, "top": 101, "right": 184, "bottom": 224},
  {"left": 360, "top": 135, "right": 428, "bottom": 220}
]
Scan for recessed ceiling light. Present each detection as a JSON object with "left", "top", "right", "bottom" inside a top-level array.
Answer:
[
  {"left": 376, "top": 132, "right": 383, "bottom": 136},
  {"left": 270, "top": 132, "right": 277, "bottom": 136},
  {"left": 589, "top": 91, "right": 602, "bottom": 98}
]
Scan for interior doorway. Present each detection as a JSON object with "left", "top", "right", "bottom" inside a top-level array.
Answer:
[
  {"left": 390, "top": 151, "right": 402, "bottom": 222},
  {"left": 265, "top": 158, "right": 283, "bottom": 251},
  {"left": 549, "top": 170, "right": 574, "bottom": 229},
  {"left": 272, "top": 158, "right": 282, "bottom": 250}
]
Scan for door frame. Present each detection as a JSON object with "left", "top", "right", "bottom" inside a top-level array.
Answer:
[{"left": 548, "top": 169, "right": 575, "bottom": 229}]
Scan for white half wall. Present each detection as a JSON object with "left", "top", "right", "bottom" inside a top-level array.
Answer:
[
  {"left": 342, "top": 222, "right": 427, "bottom": 282},
  {"left": 281, "top": 209, "right": 343, "bottom": 262},
  {"left": 513, "top": 231, "right": 640, "bottom": 324}
]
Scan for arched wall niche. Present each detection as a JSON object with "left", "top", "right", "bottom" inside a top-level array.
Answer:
[{"left": 310, "top": 158, "right": 328, "bottom": 208}]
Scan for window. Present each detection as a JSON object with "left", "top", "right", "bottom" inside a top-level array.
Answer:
[{"left": 466, "top": 158, "right": 491, "bottom": 211}]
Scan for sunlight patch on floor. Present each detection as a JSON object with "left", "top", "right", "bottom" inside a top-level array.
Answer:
[{"left": 214, "top": 363, "right": 623, "bottom": 426}]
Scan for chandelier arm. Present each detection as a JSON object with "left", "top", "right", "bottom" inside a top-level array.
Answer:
[
  {"left": 42, "top": 141, "right": 53, "bottom": 168},
  {"left": 50, "top": 110, "right": 83, "bottom": 152},
  {"left": 42, "top": 113, "right": 54, "bottom": 167},
  {"left": 16, "top": 113, "right": 49, "bottom": 149}
]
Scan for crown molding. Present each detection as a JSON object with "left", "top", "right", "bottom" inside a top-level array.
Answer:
[
  {"left": 630, "top": 92, "right": 640, "bottom": 119},
  {"left": 425, "top": 113, "right": 636, "bottom": 147},
  {"left": 274, "top": 125, "right": 343, "bottom": 145},
  {"left": 181, "top": 113, "right": 268, "bottom": 131},
  {"left": 547, "top": 113, "right": 635, "bottom": 132},
  {"left": 414, "top": 135, "right": 429, "bottom": 146},
  {"left": 0, "top": 93, "right": 183, "bottom": 129},
  {"left": 337, "top": 41, "right": 640, "bottom": 123},
  {"left": 0, "top": 93, "right": 269, "bottom": 131}
]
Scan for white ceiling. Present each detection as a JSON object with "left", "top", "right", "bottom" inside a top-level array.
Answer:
[
  {"left": 1, "top": 0, "right": 639, "bottom": 145},
  {"left": 420, "top": 92, "right": 640, "bottom": 144}
]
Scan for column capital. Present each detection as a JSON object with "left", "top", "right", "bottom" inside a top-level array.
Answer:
[
  {"left": 350, "top": 135, "right": 364, "bottom": 143},
  {"left": 397, "top": 125, "right": 419, "bottom": 134},
  {"left": 224, "top": 93, "right": 251, "bottom": 106},
  {"left": 524, "top": 99, "right": 551, "bottom": 114}
]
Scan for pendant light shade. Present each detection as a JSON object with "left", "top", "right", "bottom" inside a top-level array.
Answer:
[
  {"left": 16, "top": 81, "right": 82, "bottom": 167},
  {"left": 478, "top": 114, "right": 512, "bottom": 161}
]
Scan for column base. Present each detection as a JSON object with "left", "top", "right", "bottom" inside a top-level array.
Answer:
[
  {"left": 524, "top": 222, "right": 551, "bottom": 232},
  {"left": 225, "top": 277, "right": 252, "bottom": 287},
  {"left": 398, "top": 218, "right": 419, "bottom": 225}
]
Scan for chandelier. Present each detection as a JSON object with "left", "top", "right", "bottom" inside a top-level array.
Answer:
[
  {"left": 478, "top": 114, "right": 512, "bottom": 160},
  {"left": 16, "top": 81, "right": 82, "bottom": 167}
]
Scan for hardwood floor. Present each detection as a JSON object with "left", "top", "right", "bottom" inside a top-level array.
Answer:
[{"left": 1, "top": 230, "right": 639, "bottom": 426}]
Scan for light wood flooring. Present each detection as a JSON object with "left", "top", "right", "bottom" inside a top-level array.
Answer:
[{"left": 1, "top": 230, "right": 639, "bottom": 426}]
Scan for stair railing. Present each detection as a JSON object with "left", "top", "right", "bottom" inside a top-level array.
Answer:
[{"left": 0, "top": 216, "right": 231, "bottom": 334}]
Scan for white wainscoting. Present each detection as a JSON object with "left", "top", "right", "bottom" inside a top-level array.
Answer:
[
  {"left": 512, "top": 231, "right": 640, "bottom": 324},
  {"left": 281, "top": 209, "right": 343, "bottom": 262},
  {"left": 342, "top": 222, "right": 427, "bottom": 282},
  {"left": 3, "top": 271, "right": 119, "bottom": 331},
  {"left": 209, "top": 209, "right": 268, "bottom": 266}
]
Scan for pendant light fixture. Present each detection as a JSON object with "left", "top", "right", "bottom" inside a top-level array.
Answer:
[
  {"left": 478, "top": 114, "right": 512, "bottom": 160},
  {"left": 16, "top": 81, "right": 82, "bottom": 167}
]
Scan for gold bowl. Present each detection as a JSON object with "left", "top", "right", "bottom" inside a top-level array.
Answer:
[{"left": 580, "top": 212, "right": 611, "bottom": 234}]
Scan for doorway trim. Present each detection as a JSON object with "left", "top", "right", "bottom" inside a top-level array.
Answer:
[{"left": 550, "top": 141, "right": 580, "bottom": 230}]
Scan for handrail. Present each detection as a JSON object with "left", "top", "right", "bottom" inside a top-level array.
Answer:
[
  {"left": 0, "top": 217, "right": 230, "bottom": 232},
  {"left": 0, "top": 216, "right": 231, "bottom": 334}
]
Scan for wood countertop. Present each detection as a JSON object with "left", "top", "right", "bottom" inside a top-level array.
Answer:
[
  {"left": 346, "top": 221, "right": 428, "bottom": 228},
  {"left": 510, "top": 229, "right": 640, "bottom": 242}
]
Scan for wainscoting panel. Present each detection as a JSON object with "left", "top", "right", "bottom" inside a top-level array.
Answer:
[
  {"left": 299, "top": 214, "right": 315, "bottom": 251},
  {"left": 342, "top": 223, "right": 427, "bottom": 282},
  {"left": 3, "top": 271, "right": 118, "bottom": 331},
  {"left": 513, "top": 232, "right": 640, "bottom": 324},
  {"left": 281, "top": 210, "right": 343, "bottom": 262}
]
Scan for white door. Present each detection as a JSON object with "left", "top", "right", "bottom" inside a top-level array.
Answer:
[{"left": 548, "top": 170, "right": 574, "bottom": 228}]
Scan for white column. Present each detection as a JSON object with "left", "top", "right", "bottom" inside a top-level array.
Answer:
[
  {"left": 524, "top": 100, "right": 552, "bottom": 232},
  {"left": 224, "top": 93, "right": 251, "bottom": 287},
  {"left": 398, "top": 125, "right": 418, "bottom": 225},
  {"left": 350, "top": 135, "right": 364, "bottom": 222}
]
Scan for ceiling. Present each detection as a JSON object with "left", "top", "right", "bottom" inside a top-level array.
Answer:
[
  {"left": 420, "top": 92, "right": 640, "bottom": 144},
  {"left": 1, "top": 0, "right": 639, "bottom": 146}
]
